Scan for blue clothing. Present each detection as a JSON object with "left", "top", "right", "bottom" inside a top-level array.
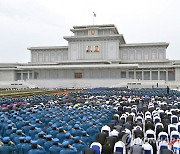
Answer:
[
  {"left": 72, "top": 141, "right": 87, "bottom": 154},
  {"left": 14, "top": 135, "right": 25, "bottom": 145},
  {"left": 71, "top": 128, "right": 83, "bottom": 137},
  {"left": 22, "top": 125, "right": 31, "bottom": 135},
  {"left": 49, "top": 145, "right": 62, "bottom": 154},
  {"left": 81, "top": 135, "right": 91, "bottom": 147},
  {"left": 63, "top": 138, "right": 74, "bottom": 145},
  {"left": 60, "top": 147, "right": 77, "bottom": 154},
  {"left": 21, "top": 142, "right": 31, "bottom": 154},
  {"left": 29, "top": 129, "right": 38, "bottom": 139},
  {"left": 56, "top": 132, "right": 66, "bottom": 143},
  {"left": 44, "top": 140, "right": 53, "bottom": 152},
  {"left": 17, "top": 142, "right": 26, "bottom": 154},
  {"left": 49, "top": 129, "right": 59, "bottom": 138},
  {"left": 10, "top": 133, "right": 18, "bottom": 143},
  {"left": 16, "top": 121, "right": 25, "bottom": 130},
  {"left": 37, "top": 138, "right": 46, "bottom": 147},
  {"left": 0, "top": 143, "right": 17, "bottom": 154},
  {"left": 4, "top": 129, "right": 13, "bottom": 137},
  {"left": 45, "top": 127, "right": 52, "bottom": 134},
  {"left": 86, "top": 126, "right": 99, "bottom": 142},
  {"left": 28, "top": 147, "right": 46, "bottom": 154}
]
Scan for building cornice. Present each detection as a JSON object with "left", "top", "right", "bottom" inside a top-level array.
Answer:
[
  {"left": 28, "top": 46, "right": 68, "bottom": 51},
  {"left": 121, "top": 59, "right": 170, "bottom": 63},
  {"left": 73, "top": 24, "right": 116, "bottom": 29},
  {"left": 120, "top": 42, "right": 169, "bottom": 48},
  {"left": 63, "top": 35, "right": 123, "bottom": 42},
  {"left": 17, "top": 64, "right": 139, "bottom": 70},
  {"left": 70, "top": 27, "right": 119, "bottom": 34}
]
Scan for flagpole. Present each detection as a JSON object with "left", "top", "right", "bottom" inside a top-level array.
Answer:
[{"left": 93, "top": 12, "right": 96, "bottom": 25}]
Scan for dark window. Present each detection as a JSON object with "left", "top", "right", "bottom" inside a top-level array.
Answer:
[{"left": 74, "top": 72, "right": 82, "bottom": 79}]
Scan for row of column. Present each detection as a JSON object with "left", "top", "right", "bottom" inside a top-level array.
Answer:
[{"left": 127, "top": 69, "right": 175, "bottom": 81}]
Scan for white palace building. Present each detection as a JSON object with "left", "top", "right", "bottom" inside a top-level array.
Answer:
[{"left": 0, "top": 24, "right": 180, "bottom": 89}]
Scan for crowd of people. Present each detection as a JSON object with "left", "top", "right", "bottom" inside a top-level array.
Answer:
[{"left": 0, "top": 87, "right": 180, "bottom": 153}]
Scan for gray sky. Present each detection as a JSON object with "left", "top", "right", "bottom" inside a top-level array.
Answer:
[{"left": 0, "top": 0, "right": 180, "bottom": 63}]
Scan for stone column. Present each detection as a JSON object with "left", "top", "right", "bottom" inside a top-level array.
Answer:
[
  {"left": 158, "top": 69, "right": 160, "bottom": 80},
  {"left": 21, "top": 72, "right": 23, "bottom": 80}
]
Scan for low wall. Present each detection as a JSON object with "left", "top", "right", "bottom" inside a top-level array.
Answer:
[
  {"left": 26, "top": 79, "right": 180, "bottom": 89},
  {"left": 0, "top": 79, "right": 179, "bottom": 89}
]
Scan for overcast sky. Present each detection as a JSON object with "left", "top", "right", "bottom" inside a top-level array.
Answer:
[{"left": 0, "top": 0, "right": 180, "bottom": 63}]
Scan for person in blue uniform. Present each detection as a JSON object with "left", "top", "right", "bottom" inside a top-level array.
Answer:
[
  {"left": 3, "top": 124, "right": 13, "bottom": 137},
  {"left": 63, "top": 132, "right": 74, "bottom": 145},
  {"left": 56, "top": 127, "right": 66, "bottom": 143},
  {"left": 36, "top": 131, "right": 46, "bottom": 147},
  {"left": 49, "top": 138, "right": 62, "bottom": 154},
  {"left": 0, "top": 137, "right": 17, "bottom": 154},
  {"left": 71, "top": 124, "right": 83, "bottom": 137},
  {"left": 49, "top": 124, "right": 59, "bottom": 138},
  {"left": 14, "top": 129, "right": 25, "bottom": 144},
  {"left": 60, "top": 141, "right": 77, "bottom": 154},
  {"left": 29, "top": 125, "right": 38, "bottom": 139},
  {"left": 22, "top": 121, "right": 31, "bottom": 135},
  {"left": 86, "top": 122, "right": 99, "bottom": 142},
  {"left": 10, "top": 127, "right": 18, "bottom": 143},
  {"left": 81, "top": 131, "right": 91, "bottom": 146},
  {"left": 17, "top": 136, "right": 28, "bottom": 154},
  {"left": 28, "top": 140, "right": 46, "bottom": 154},
  {"left": 21, "top": 136, "right": 32, "bottom": 154},
  {"left": 44, "top": 134, "right": 53, "bottom": 153},
  {"left": 72, "top": 136, "right": 87, "bottom": 153}
]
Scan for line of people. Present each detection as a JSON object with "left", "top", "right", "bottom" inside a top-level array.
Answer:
[
  {"left": 83, "top": 89, "right": 180, "bottom": 154},
  {"left": 0, "top": 87, "right": 180, "bottom": 153}
]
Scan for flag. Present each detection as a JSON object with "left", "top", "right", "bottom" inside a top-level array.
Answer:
[{"left": 93, "top": 12, "right": 96, "bottom": 17}]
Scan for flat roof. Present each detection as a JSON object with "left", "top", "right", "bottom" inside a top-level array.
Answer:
[
  {"left": 73, "top": 24, "right": 116, "bottom": 29},
  {"left": 28, "top": 46, "right": 68, "bottom": 50},
  {"left": 17, "top": 64, "right": 139, "bottom": 70},
  {"left": 120, "top": 42, "right": 169, "bottom": 47}
]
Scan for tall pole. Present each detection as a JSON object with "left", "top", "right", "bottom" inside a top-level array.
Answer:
[{"left": 93, "top": 12, "right": 96, "bottom": 25}]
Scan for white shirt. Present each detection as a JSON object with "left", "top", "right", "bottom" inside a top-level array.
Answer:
[
  {"left": 155, "top": 123, "right": 164, "bottom": 134},
  {"left": 110, "top": 129, "right": 119, "bottom": 137},
  {"left": 90, "top": 142, "right": 102, "bottom": 153},
  {"left": 114, "top": 141, "right": 126, "bottom": 154},
  {"left": 142, "top": 142, "right": 153, "bottom": 154},
  {"left": 158, "top": 132, "right": 169, "bottom": 142},
  {"left": 145, "top": 129, "right": 156, "bottom": 140},
  {"left": 173, "top": 141, "right": 180, "bottom": 154},
  {"left": 168, "top": 124, "right": 176, "bottom": 136},
  {"left": 158, "top": 141, "right": 170, "bottom": 153},
  {"left": 114, "top": 114, "right": 120, "bottom": 120},
  {"left": 176, "top": 122, "right": 180, "bottom": 132},
  {"left": 133, "top": 137, "right": 143, "bottom": 146},
  {"left": 170, "top": 130, "right": 180, "bottom": 141},
  {"left": 171, "top": 115, "right": 178, "bottom": 124},
  {"left": 101, "top": 125, "right": 111, "bottom": 136}
]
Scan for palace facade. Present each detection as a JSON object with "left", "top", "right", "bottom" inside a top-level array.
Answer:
[{"left": 0, "top": 24, "right": 180, "bottom": 88}]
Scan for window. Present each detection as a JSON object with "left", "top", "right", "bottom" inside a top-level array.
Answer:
[
  {"left": 129, "top": 72, "right": 134, "bottom": 79},
  {"left": 121, "top": 71, "right": 126, "bottom": 78},
  {"left": 74, "top": 72, "right": 82, "bottom": 79},
  {"left": 144, "top": 71, "right": 150, "bottom": 80}
]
